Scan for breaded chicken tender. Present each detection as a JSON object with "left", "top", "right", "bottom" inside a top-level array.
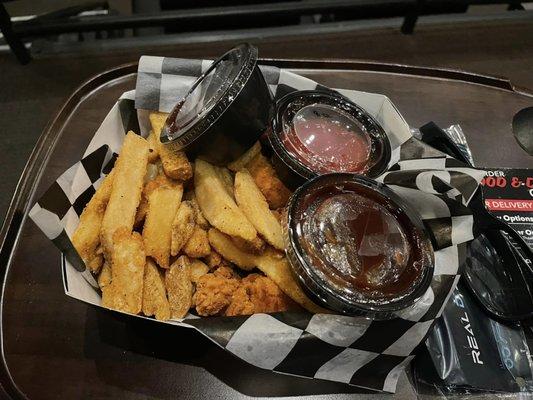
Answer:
[
  {"left": 193, "top": 266, "right": 240, "bottom": 316},
  {"left": 245, "top": 153, "right": 291, "bottom": 209},
  {"left": 194, "top": 266, "right": 298, "bottom": 317},
  {"left": 225, "top": 274, "right": 297, "bottom": 316}
]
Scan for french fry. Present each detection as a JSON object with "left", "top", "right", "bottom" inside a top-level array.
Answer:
[
  {"left": 102, "top": 228, "right": 146, "bottom": 314},
  {"left": 142, "top": 259, "right": 171, "bottom": 321},
  {"left": 189, "top": 259, "right": 209, "bottom": 284},
  {"left": 72, "top": 169, "right": 115, "bottom": 273},
  {"left": 195, "top": 159, "right": 257, "bottom": 241},
  {"left": 228, "top": 141, "right": 261, "bottom": 172},
  {"left": 149, "top": 112, "right": 193, "bottom": 181},
  {"left": 234, "top": 170, "right": 285, "bottom": 250},
  {"left": 207, "top": 228, "right": 256, "bottom": 271},
  {"left": 100, "top": 132, "right": 149, "bottom": 257},
  {"left": 214, "top": 166, "right": 235, "bottom": 200},
  {"left": 146, "top": 131, "right": 160, "bottom": 163},
  {"left": 183, "top": 226, "right": 211, "bottom": 258},
  {"left": 143, "top": 180, "right": 184, "bottom": 268},
  {"left": 255, "top": 249, "right": 328, "bottom": 314},
  {"left": 170, "top": 201, "right": 196, "bottom": 256},
  {"left": 97, "top": 261, "right": 112, "bottom": 289},
  {"left": 135, "top": 164, "right": 162, "bottom": 227},
  {"left": 188, "top": 193, "right": 210, "bottom": 228},
  {"left": 165, "top": 256, "right": 193, "bottom": 319},
  {"left": 246, "top": 153, "right": 291, "bottom": 209}
]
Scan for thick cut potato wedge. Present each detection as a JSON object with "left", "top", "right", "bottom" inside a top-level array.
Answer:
[
  {"left": 142, "top": 259, "right": 171, "bottom": 321},
  {"left": 187, "top": 193, "right": 209, "bottom": 228},
  {"left": 143, "top": 180, "right": 184, "bottom": 268},
  {"left": 102, "top": 228, "right": 146, "bottom": 314},
  {"left": 195, "top": 159, "right": 256, "bottom": 241},
  {"left": 100, "top": 132, "right": 149, "bottom": 257},
  {"left": 170, "top": 201, "right": 196, "bottom": 256},
  {"left": 228, "top": 141, "right": 261, "bottom": 172},
  {"left": 255, "top": 249, "right": 328, "bottom": 314},
  {"left": 97, "top": 262, "right": 112, "bottom": 289},
  {"left": 149, "top": 112, "right": 193, "bottom": 181},
  {"left": 207, "top": 228, "right": 256, "bottom": 271},
  {"left": 165, "top": 256, "right": 193, "bottom": 319},
  {"left": 146, "top": 131, "right": 160, "bottom": 163},
  {"left": 234, "top": 170, "right": 284, "bottom": 250},
  {"left": 72, "top": 169, "right": 115, "bottom": 274}
]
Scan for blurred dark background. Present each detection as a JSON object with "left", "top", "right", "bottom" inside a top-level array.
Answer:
[{"left": 1, "top": 0, "right": 533, "bottom": 221}]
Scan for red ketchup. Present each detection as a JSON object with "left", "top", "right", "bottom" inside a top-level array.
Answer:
[{"left": 281, "top": 104, "right": 372, "bottom": 174}]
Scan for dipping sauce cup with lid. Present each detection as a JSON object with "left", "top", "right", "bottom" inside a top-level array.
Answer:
[
  {"left": 269, "top": 90, "right": 391, "bottom": 189},
  {"left": 161, "top": 43, "right": 272, "bottom": 165},
  {"left": 284, "top": 173, "right": 434, "bottom": 317}
]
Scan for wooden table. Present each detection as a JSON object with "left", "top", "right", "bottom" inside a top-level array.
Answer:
[{"left": 0, "top": 60, "right": 531, "bottom": 400}]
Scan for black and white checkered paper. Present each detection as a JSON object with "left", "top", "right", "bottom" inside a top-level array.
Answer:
[{"left": 29, "top": 56, "right": 485, "bottom": 393}]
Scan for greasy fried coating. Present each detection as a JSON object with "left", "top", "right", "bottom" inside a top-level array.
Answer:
[
  {"left": 228, "top": 141, "right": 261, "bottom": 172},
  {"left": 146, "top": 131, "right": 160, "bottom": 163},
  {"left": 225, "top": 274, "right": 298, "bottom": 316},
  {"left": 142, "top": 259, "right": 171, "bottom": 321},
  {"left": 165, "top": 256, "right": 193, "bottom": 319},
  {"left": 72, "top": 169, "right": 115, "bottom": 273},
  {"left": 225, "top": 287, "right": 255, "bottom": 316},
  {"left": 245, "top": 153, "right": 291, "bottom": 209},
  {"left": 170, "top": 201, "right": 196, "bottom": 256},
  {"left": 193, "top": 266, "right": 241, "bottom": 316},
  {"left": 195, "top": 159, "right": 257, "bottom": 241},
  {"left": 208, "top": 228, "right": 257, "bottom": 271},
  {"left": 189, "top": 259, "right": 209, "bottom": 284},
  {"left": 100, "top": 132, "right": 149, "bottom": 257},
  {"left": 102, "top": 228, "right": 146, "bottom": 314},
  {"left": 143, "top": 179, "right": 183, "bottom": 268},
  {"left": 234, "top": 169, "right": 284, "bottom": 250},
  {"left": 183, "top": 226, "right": 211, "bottom": 258},
  {"left": 149, "top": 112, "right": 193, "bottom": 181}
]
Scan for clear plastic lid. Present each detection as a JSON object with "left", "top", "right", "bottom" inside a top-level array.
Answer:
[
  {"left": 285, "top": 173, "right": 434, "bottom": 315},
  {"left": 282, "top": 104, "right": 372, "bottom": 174},
  {"left": 270, "top": 91, "right": 391, "bottom": 182},
  {"left": 161, "top": 43, "right": 258, "bottom": 146}
]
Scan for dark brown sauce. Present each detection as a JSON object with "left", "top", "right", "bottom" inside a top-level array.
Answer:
[{"left": 292, "top": 180, "right": 426, "bottom": 300}]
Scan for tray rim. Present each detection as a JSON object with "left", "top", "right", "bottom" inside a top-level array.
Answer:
[{"left": 0, "top": 58, "right": 531, "bottom": 399}]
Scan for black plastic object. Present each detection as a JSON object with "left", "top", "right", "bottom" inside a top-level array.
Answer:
[
  {"left": 268, "top": 90, "right": 391, "bottom": 189},
  {"left": 419, "top": 122, "right": 533, "bottom": 322},
  {"left": 464, "top": 191, "right": 533, "bottom": 321},
  {"left": 415, "top": 282, "right": 533, "bottom": 393},
  {"left": 284, "top": 173, "right": 434, "bottom": 316},
  {"left": 512, "top": 107, "right": 533, "bottom": 156},
  {"left": 161, "top": 43, "right": 272, "bottom": 165}
]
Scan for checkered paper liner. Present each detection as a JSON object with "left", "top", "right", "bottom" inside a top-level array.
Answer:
[{"left": 29, "top": 56, "right": 485, "bottom": 393}]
